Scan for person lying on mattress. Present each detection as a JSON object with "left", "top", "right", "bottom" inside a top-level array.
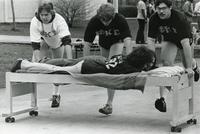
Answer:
[
  {"left": 11, "top": 46, "right": 156, "bottom": 74},
  {"left": 10, "top": 46, "right": 182, "bottom": 113}
]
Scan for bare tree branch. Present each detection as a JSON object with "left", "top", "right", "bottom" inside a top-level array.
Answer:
[{"left": 53, "top": 0, "right": 92, "bottom": 27}]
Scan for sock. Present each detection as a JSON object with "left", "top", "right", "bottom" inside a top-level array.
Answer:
[
  {"left": 52, "top": 85, "right": 59, "bottom": 95},
  {"left": 192, "top": 60, "right": 197, "bottom": 69}
]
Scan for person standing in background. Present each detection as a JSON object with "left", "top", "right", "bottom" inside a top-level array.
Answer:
[
  {"left": 147, "top": 0, "right": 156, "bottom": 18},
  {"left": 194, "top": 0, "right": 200, "bottom": 31},
  {"left": 183, "top": 0, "right": 194, "bottom": 26},
  {"left": 136, "top": 0, "right": 148, "bottom": 44}
]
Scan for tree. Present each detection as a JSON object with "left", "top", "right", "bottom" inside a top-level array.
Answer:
[
  {"left": 172, "top": 0, "right": 186, "bottom": 11},
  {"left": 10, "top": 0, "right": 17, "bottom": 31},
  {"left": 53, "top": 0, "right": 92, "bottom": 27}
]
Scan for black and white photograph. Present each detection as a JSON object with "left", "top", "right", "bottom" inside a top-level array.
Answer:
[{"left": 1, "top": 0, "right": 200, "bottom": 133}]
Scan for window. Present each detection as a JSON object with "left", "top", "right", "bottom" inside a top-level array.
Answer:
[{"left": 118, "top": 0, "right": 138, "bottom": 17}]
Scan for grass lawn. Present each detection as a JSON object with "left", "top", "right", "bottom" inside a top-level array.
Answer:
[
  {"left": 0, "top": 22, "right": 86, "bottom": 38},
  {"left": 0, "top": 44, "right": 33, "bottom": 87}
]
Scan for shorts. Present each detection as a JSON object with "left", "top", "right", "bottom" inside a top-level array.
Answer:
[
  {"left": 99, "top": 40, "right": 123, "bottom": 49},
  {"left": 164, "top": 38, "right": 193, "bottom": 49},
  {"left": 81, "top": 56, "right": 107, "bottom": 74}
]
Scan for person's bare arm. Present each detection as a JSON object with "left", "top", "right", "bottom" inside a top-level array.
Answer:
[
  {"left": 147, "top": 37, "right": 156, "bottom": 51},
  {"left": 141, "top": 9, "right": 147, "bottom": 21},
  {"left": 83, "top": 41, "right": 92, "bottom": 56},
  {"left": 123, "top": 37, "right": 132, "bottom": 55},
  {"left": 180, "top": 38, "right": 194, "bottom": 77},
  {"left": 181, "top": 38, "right": 193, "bottom": 69},
  {"left": 65, "top": 45, "right": 73, "bottom": 59},
  {"left": 32, "top": 50, "right": 41, "bottom": 62}
]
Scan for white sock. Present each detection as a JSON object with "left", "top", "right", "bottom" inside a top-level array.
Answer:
[{"left": 52, "top": 85, "right": 59, "bottom": 95}]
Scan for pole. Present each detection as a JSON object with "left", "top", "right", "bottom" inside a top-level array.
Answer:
[{"left": 11, "top": 0, "right": 16, "bottom": 31}]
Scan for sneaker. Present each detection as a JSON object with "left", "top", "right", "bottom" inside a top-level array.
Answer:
[
  {"left": 10, "top": 59, "right": 23, "bottom": 72},
  {"left": 141, "top": 42, "right": 147, "bottom": 44},
  {"left": 155, "top": 97, "right": 166, "bottom": 112},
  {"left": 193, "top": 63, "right": 200, "bottom": 82},
  {"left": 51, "top": 95, "right": 61, "bottom": 108},
  {"left": 99, "top": 104, "right": 112, "bottom": 115}
]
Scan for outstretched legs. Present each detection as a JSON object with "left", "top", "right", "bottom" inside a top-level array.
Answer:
[{"left": 11, "top": 59, "right": 84, "bottom": 74}]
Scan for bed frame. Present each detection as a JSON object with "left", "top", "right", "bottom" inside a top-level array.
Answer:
[{"left": 2, "top": 72, "right": 197, "bottom": 132}]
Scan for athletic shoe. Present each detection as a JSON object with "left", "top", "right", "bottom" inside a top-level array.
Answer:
[
  {"left": 99, "top": 104, "right": 112, "bottom": 115},
  {"left": 51, "top": 95, "right": 61, "bottom": 108},
  {"left": 10, "top": 59, "right": 23, "bottom": 72},
  {"left": 155, "top": 97, "right": 166, "bottom": 112},
  {"left": 193, "top": 63, "right": 200, "bottom": 82}
]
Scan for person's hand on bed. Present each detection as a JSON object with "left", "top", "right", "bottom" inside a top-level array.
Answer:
[{"left": 138, "top": 66, "right": 185, "bottom": 77}]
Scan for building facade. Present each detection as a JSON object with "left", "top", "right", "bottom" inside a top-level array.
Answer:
[
  {"left": 0, "top": 0, "right": 108, "bottom": 23},
  {"left": 2, "top": 0, "right": 196, "bottom": 23}
]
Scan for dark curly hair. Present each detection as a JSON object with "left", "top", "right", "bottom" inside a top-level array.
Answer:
[
  {"left": 35, "top": 2, "right": 55, "bottom": 23},
  {"left": 155, "top": 0, "right": 172, "bottom": 8},
  {"left": 125, "top": 46, "right": 156, "bottom": 71}
]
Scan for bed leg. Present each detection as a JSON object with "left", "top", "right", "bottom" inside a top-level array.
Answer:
[
  {"left": 30, "top": 83, "right": 38, "bottom": 117},
  {"left": 188, "top": 76, "right": 194, "bottom": 115},
  {"left": 170, "top": 75, "right": 197, "bottom": 131},
  {"left": 31, "top": 83, "right": 37, "bottom": 107},
  {"left": 187, "top": 76, "right": 197, "bottom": 125},
  {"left": 171, "top": 84, "right": 179, "bottom": 126},
  {"left": 4, "top": 73, "right": 15, "bottom": 123}
]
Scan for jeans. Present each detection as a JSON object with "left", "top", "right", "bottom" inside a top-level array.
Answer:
[{"left": 136, "top": 19, "right": 146, "bottom": 44}]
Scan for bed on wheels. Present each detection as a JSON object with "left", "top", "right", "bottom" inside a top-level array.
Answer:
[{"left": 2, "top": 69, "right": 197, "bottom": 133}]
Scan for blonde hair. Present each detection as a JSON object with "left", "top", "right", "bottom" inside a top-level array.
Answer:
[
  {"left": 38, "top": 0, "right": 54, "bottom": 14},
  {"left": 97, "top": 3, "right": 115, "bottom": 22}
]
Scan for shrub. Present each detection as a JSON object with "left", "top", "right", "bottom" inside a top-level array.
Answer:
[{"left": 53, "top": 0, "right": 91, "bottom": 27}]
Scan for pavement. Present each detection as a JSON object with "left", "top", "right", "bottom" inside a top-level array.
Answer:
[
  {"left": 1, "top": 35, "right": 200, "bottom": 134},
  {"left": 1, "top": 77, "right": 200, "bottom": 134},
  {"left": 0, "top": 35, "right": 30, "bottom": 44}
]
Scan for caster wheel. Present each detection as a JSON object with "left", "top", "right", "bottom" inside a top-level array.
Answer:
[
  {"left": 29, "top": 111, "right": 38, "bottom": 116},
  {"left": 171, "top": 126, "right": 182, "bottom": 132},
  {"left": 187, "top": 119, "right": 197, "bottom": 124},
  {"left": 187, "top": 119, "right": 193, "bottom": 124},
  {"left": 193, "top": 119, "right": 197, "bottom": 124},
  {"left": 5, "top": 117, "right": 15, "bottom": 123}
]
